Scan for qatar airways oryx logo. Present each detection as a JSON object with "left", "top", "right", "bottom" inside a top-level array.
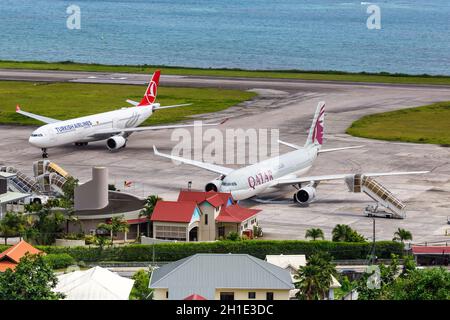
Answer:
[
  {"left": 170, "top": 122, "right": 280, "bottom": 165},
  {"left": 312, "top": 105, "right": 324, "bottom": 145}
]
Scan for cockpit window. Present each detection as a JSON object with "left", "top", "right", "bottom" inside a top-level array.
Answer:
[{"left": 31, "top": 133, "right": 43, "bottom": 137}]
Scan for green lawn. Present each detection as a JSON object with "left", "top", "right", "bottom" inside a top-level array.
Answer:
[
  {"left": 346, "top": 102, "right": 450, "bottom": 145},
  {"left": 1, "top": 60, "right": 450, "bottom": 85},
  {"left": 0, "top": 81, "right": 256, "bottom": 126}
]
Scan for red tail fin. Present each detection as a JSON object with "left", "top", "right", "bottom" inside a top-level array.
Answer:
[{"left": 137, "top": 70, "right": 161, "bottom": 106}]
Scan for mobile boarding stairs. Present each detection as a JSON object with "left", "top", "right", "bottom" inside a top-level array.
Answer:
[{"left": 345, "top": 174, "right": 406, "bottom": 219}]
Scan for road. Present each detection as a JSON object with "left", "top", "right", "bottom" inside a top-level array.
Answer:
[{"left": 0, "top": 68, "right": 449, "bottom": 243}]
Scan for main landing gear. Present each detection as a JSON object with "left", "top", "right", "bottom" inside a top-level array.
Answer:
[{"left": 41, "top": 148, "right": 48, "bottom": 158}]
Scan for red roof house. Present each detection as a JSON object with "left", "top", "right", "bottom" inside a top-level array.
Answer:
[
  {"left": 0, "top": 240, "right": 42, "bottom": 272},
  {"left": 151, "top": 191, "right": 261, "bottom": 242},
  {"left": 412, "top": 246, "right": 450, "bottom": 255}
]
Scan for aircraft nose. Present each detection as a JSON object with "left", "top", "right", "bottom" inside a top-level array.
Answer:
[{"left": 29, "top": 135, "right": 36, "bottom": 145}]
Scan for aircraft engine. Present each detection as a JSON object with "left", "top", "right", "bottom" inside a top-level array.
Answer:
[
  {"left": 106, "top": 135, "right": 127, "bottom": 150},
  {"left": 293, "top": 186, "right": 316, "bottom": 204},
  {"left": 205, "top": 179, "right": 222, "bottom": 192}
]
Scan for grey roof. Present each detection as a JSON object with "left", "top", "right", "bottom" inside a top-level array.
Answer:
[
  {"left": 0, "top": 191, "right": 30, "bottom": 204},
  {"left": 150, "top": 254, "right": 294, "bottom": 300},
  {"left": 75, "top": 191, "right": 145, "bottom": 216}
]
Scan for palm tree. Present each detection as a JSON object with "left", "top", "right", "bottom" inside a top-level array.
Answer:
[
  {"left": 305, "top": 228, "right": 324, "bottom": 241},
  {"left": 393, "top": 228, "right": 412, "bottom": 242},
  {"left": 98, "top": 215, "right": 129, "bottom": 242},
  {"left": 140, "top": 195, "right": 162, "bottom": 219},
  {"left": 332, "top": 224, "right": 352, "bottom": 242},
  {"left": 332, "top": 224, "right": 365, "bottom": 242},
  {"left": 294, "top": 253, "right": 337, "bottom": 300}
]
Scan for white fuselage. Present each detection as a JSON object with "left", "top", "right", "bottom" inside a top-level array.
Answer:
[
  {"left": 218, "top": 146, "right": 319, "bottom": 200},
  {"left": 28, "top": 106, "right": 153, "bottom": 148}
]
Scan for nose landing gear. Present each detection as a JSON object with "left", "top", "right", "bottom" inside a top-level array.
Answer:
[{"left": 41, "top": 148, "right": 49, "bottom": 158}]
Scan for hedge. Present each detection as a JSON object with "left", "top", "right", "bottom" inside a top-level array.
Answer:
[
  {"left": 43, "top": 253, "right": 76, "bottom": 269},
  {"left": 0, "top": 240, "right": 403, "bottom": 262}
]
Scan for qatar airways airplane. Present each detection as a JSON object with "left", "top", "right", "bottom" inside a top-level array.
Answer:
[
  {"left": 16, "top": 70, "right": 223, "bottom": 158},
  {"left": 153, "top": 101, "right": 428, "bottom": 204}
]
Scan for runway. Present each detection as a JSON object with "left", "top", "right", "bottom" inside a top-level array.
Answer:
[{"left": 0, "top": 68, "right": 449, "bottom": 243}]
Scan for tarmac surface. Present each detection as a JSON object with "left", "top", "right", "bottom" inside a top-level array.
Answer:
[{"left": 1, "top": 69, "right": 450, "bottom": 243}]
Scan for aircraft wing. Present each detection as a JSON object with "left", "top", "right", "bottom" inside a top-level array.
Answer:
[
  {"left": 153, "top": 146, "right": 233, "bottom": 175},
  {"left": 15, "top": 105, "right": 60, "bottom": 124},
  {"left": 270, "top": 171, "right": 429, "bottom": 187},
  {"left": 89, "top": 119, "right": 227, "bottom": 138}
]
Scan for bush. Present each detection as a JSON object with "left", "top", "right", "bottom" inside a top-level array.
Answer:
[
  {"left": 84, "top": 235, "right": 96, "bottom": 245},
  {"left": 64, "top": 233, "right": 85, "bottom": 240},
  {"left": 42, "top": 253, "right": 76, "bottom": 269},
  {"left": 32, "top": 240, "right": 403, "bottom": 262}
]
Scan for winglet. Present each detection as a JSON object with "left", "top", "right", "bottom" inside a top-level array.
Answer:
[
  {"left": 153, "top": 145, "right": 159, "bottom": 155},
  {"left": 220, "top": 118, "right": 229, "bottom": 125},
  {"left": 16, "top": 105, "right": 21, "bottom": 112}
]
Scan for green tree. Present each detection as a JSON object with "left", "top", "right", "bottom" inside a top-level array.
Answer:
[
  {"left": 0, "top": 212, "right": 27, "bottom": 245},
  {"left": 392, "top": 228, "right": 412, "bottom": 242},
  {"left": 140, "top": 195, "right": 162, "bottom": 219},
  {"left": 294, "top": 253, "right": 337, "bottom": 300},
  {"left": 0, "top": 253, "right": 64, "bottom": 300},
  {"left": 24, "top": 201, "right": 66, "bottom": 245},
  {"left": 388, "top": 267, "right": 450, "bottom": 300},
  {"left": 97, "top": 215, "right": 129, "bottom": 242},
  {"left": 332, "top": 224, "right": 365, "bottom": 242},
  {"left": 305, "top": 228, "right": 324, "bottom": 241},
  {"left": 226, "top": 231, "right": 241, "bottom": 241},
  {"left": 356, "top": 254, "right": 400, "bottom": 300},
  {"left": 60, "top": 176, "right": 78, "bottom": 209},
  {"left": 129, "top": 269, "right": 153, "bottom": 300}
]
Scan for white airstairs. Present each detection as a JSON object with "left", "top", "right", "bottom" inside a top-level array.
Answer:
[{"left": 345, "top": 174, "right": 406, "bottom": 219}]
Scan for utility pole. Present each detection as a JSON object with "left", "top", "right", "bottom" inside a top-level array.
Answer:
[{"left": 370, "top": 218, "right": 376, "bottom": 265}]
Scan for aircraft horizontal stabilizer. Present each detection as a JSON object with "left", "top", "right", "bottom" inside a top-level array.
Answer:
[
  {"left": 126, "top": 99, "right": 139, "bottom": 106},
  {"left": 153, "top": 103, "right": 192, "bottom": 110},
  {"left": 318, "top": 145, "right": 365, "bottom": 153}
]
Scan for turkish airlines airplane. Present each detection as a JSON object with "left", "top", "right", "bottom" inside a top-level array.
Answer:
[
  {"left": 16, "top": 70, "right": 223, "bottom": 158},
  {"left": 153, "top": 101, "right": 428, "bottom": 204}
]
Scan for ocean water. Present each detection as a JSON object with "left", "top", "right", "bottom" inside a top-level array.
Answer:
[{"left": 0, "top": 0, "right": 449, "bottom": 75}]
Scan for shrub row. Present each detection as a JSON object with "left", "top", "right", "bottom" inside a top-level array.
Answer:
[
  {"left": 29, "top": 240, "right": 403, "bottom": 262},
  {"left": 43, "top": 253, "right": 76, "bottom": 269}
]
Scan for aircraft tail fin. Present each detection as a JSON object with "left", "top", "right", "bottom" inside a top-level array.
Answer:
[
  {"left": 137, "top": 70, "right": 161, "bottom": 106},
  {"left": 304, "top": 101, "right": 325, "bottom": 149}
]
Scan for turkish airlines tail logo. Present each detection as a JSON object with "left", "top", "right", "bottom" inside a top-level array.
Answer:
[
  {"left": 138, "top": 70, "right": 161, "bottom": 106},
  {"left": 312, "top": 104, "right": 325, "bottom": 145}
]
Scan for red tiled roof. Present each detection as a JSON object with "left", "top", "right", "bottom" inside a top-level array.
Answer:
[
  {"left": 150, "top": 201, "right": 198, "bottom": 223},
  {"left": 205, "top": 194, "right": 224, "bottom": 208},
  {"left": 0, "top": 261, "right": 17, "bottom": 272},
  {"left": 178, "top": 190, "right": 233, "bottom": 208},
  {"left": 0, "top": 240, "right": 42, "bottom": 264},
  {"left": 216, "top": 204, "right": 260, "bottom": 223},
  {"left": 412, "top": 246, "right": 450, "bottom": 255},
  {"left": 184, "top": 294, "right": 207, "bottom": 300}
]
